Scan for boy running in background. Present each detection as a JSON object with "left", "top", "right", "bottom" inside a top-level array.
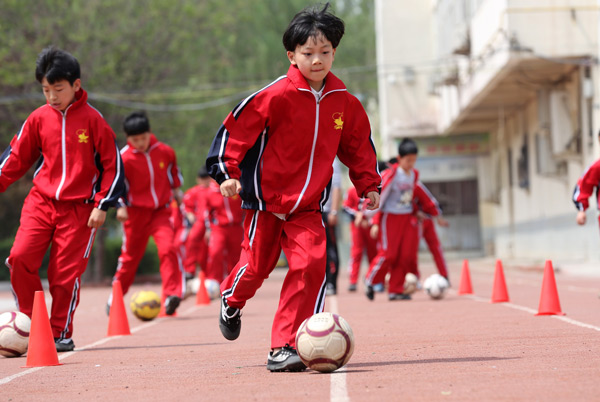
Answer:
[
  {"left": 206, "top": 3, "right": 380, "bottom": 372},
  {"left": 365, "top": 138, "right": 447, "bottom": 301},
  {"left": 111, "top": 111, "right": 185, "bottom": 316},
  {"left": 0, "top": 47, "right": 125, "bottom": 351},
  {"left": 573, "top": 141, "right": 600, "bottom": 231},
  {"left": 182, "top": 167, "right": 211, "bottom": 279}
]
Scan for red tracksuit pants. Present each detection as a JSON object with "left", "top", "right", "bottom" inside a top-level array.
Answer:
[
  {"left": 7, "top": 187, "right": 96, "bottom": 341},
  {"left": 113, "top": 206, "right": 184, "bottom": 298},
  {"left": 220, "top": 210, "right": 327, "bottom": 349},
  {"left": 365, "top": 213, "right": 419, "bottom": 294},
  {"left": 347, "top": 222, "right": 377, "bottom": 285},
  {"left": 206, "top": 224, "right": 243, "bottom": 282},
  {"left": 421, "top": 219, "right": 448, "bottom": 278},
  {"left": 183, "top": 222, "right": 208, "bottom": 275}
]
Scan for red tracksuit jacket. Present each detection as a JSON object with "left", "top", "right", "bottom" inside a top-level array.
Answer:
[
  {"left": 206, "top": 64, "right": 380, "bottom": 214},
  {"left": 120, "top": 134, "right": 182, "bottom": 208},
  {"left": 0, "top": 89, "right": 124, "bottom": 209}
]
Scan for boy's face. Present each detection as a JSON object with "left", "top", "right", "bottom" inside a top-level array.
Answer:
[
  {"left": 398, "top": 154, "right": 417, "bottom": 172},
  {"left": 196, "top": 176, "right": 211, "bottom": 187},
  {"left": 127, "top": 132, "right": 152, "bottom": 153},
  {"left": 287, "top": 34, "right": 336, "bottom": 91},
  {"left": 41, "top": 77, "right": 81, "bottom": 112}
]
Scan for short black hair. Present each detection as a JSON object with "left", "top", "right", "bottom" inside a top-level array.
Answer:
[
  {"left": 197, "top": 166, "right": 209, "bottom": 178},
  {"left": 123, "top": 111, "right": 151, "bottom": 136},
  {"left": 398, "top": 138, "right": 418, "bottom": 157},
  {"left": 35, "top": 47, "right": 80, "bottom": 85},
  {"left": 282, "top": 2, "right": 345, "bottom": 51}
]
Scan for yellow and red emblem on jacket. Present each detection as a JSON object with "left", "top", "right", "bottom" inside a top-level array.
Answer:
[
  {"left": 333, "top": 112, "right": 344, "bottom": 130},
  {"left": 77, "top": 129, "right": 89, "bottom": 143}
]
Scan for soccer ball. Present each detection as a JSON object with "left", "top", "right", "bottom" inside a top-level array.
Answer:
[
  {"left": 403, "top": 273, "right": 419, "bottom": 295},
  {"left": 130, "top": 290, "right": 161, "bottom": 321},
  {"left": 423, "top": 274, "right": 450, "bottom": 299},
  {"left": 295, "top": 312, "right": 354, "bottom": 373},
  {"left": 0, "top": 311, "right": 31, "bottom": 357},
  {"left": 204, "top": 279, "right": 221, "bottom": 300}
]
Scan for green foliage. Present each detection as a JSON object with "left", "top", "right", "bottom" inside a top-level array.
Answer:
[{"left": 0, "top": 0, "right": 377, "bottom": 252}]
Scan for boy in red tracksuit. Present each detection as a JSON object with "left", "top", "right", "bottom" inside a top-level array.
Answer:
[
  {"left": 343, "top": 185, "right": 378, "bottom": 292},
  {"left": 573, "top": 157, "right": 600, "bottom": 231},
  {"left": 182, "top": 167, "right": 211, "bottom": 279},
  {"left": 206, "top": 3, "right": 381, "bottom": 372},
  {"left": 111, "top": 111, "right": 185, "bottom": 316},
  {"left": 364, "top": 138, "right": 447, "bottom": 301},
  {"left": 204, "top": 180, "right": 244, "bottom": 282},
  {"left": 0, "top": 47, "right": 125, "bottom": 352}
]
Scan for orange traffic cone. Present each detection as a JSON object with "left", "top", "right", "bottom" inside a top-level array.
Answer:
[
  {"left": 107, "top": 281, "right": 131, "bottom": 336},
  {"left": 196, "top": 271, "right": 210, "bottom": 306},
  {"left": 536, "top": 260, "right": 565, "bottom": 316},
  {"left": 23, "top": 291, "right": 62, "bottom": 367},
  {"left": 458, "top": 259, "right": 473, "bottom": 295},
  {"left": 491, "top": 259, "right": 509, "bottom": 303}
]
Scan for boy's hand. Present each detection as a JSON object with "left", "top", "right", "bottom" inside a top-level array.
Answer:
[
  {"left": 116, "top": 207, "right": 129, "bottom": 223},
  {"left": 365, "top": 191, "right": 380, "bottom": 210},
  {"left": 88, "top": 208, "right": 107, "bottom": 228},
  {"left": 221, "top": 179, "right": 242, "bottom": 197},
  {"left": 370, "top": 224, "right": 379, "bottom": 239},
  {"left": 576, "top": 210, "right": 586, "bottom": 225},
  {"left": 436, "top": 216, "right": 450, "bottom": 227}
]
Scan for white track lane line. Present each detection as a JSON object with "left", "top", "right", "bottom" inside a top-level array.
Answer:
[
  {"left": 0, "top": 304, "right": 201, "bottom": 386},
  {"left": 457, "top": 292, "right": 600, "bottom": 332},
  {"left": 328, "top": 295, "right": 350, "bottom": 402}
]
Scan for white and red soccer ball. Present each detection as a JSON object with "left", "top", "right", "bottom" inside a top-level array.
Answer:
[
  {"left": 0, "top": 311, "right": 31, "bottom": 357},
  {"left": 295, "top": 312, "right": 354, "bottom": 373}
]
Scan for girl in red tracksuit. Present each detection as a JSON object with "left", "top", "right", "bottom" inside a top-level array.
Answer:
[
  {"left": 0, "top": 48, "right": 125, "bottom": 351},
  {"left": 343, "top": 186, "right": 378, "bottom": 291},
  {"left": 365, "top": 139, "right": 447, "bottom": 301},
  {"left": 182, "top": 168, "right": 211, "bottom": 278},
  {"left": 204, "top": 180, "right": 244, "bottom": 282},
  {"left": 112, "top": 111, "right": 184, "bottom": 316},
  {"left": 206, "top": 4, "right": 381, "bottom": 372}
]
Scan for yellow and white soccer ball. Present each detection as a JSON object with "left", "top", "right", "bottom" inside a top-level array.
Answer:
[
  {"left": 424, "top": 274, "right": 450, "bottom": 299},
  {"left": 0, "top": 311, "right": 31, "bottom": 357},
  {"left": 295, "top": 312, "right": 355, "bottom": 373},
  {"left": 130, "top": 290, "right": 161, "bottom": 321}
]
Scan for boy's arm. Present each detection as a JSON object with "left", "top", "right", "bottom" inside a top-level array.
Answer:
[
  {"left": 0, "top": 119, "right": 41, "bottom": 192},
  {"left": 573, "top": 162, "right": 600, "bottom": 211},
  {"left": 91, "top": 119, "right": 126, "bottom": 211},
  {"left": 336, "top": 95, "right": 381, "bottom": 201},
  {"left": 167, "top": 146, "right": 184, "bottom": 190},
  {"left": 414, "top": 182, "right": 441, "bottom": 218},
  {"left": 205, "top": 93, "right": 269, "bottom": 186}
]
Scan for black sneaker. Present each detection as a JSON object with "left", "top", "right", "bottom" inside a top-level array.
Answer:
[
  {"left": 219, "top": 297, "right": 242, "bottom": 341},
  {"left": 348, "top": 283, "right": 357, "bottom": 292},
  {"left": 267, "top": 344, "right": 307, "bottom": 372},
  {"left": 366, "top": 285, "right": 374, "bottom": 301},
  {"left": 54, "top": 338, "right": 75, "bottom": 352},
  {"left": 164, "top": 296, "right": 181, "bottom": 315},
  {"left": 389, "top": 293, "right": 412, "bottom": 301}
]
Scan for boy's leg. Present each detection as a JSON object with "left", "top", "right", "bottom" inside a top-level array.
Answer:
[
  {"left": 220, "top": 211, "right": 283, "bottom": 309},
  {"left": 150, "top": 207, "right": 184, "bottom": 298},
  {"left": 225, "top": 225, "right": 244, "bottom": 276},
  {"left": 423, "top": 219, "right": 449, "bottom": 278},
  {"left": 183, "top": 222, "right": 205, "bottom": 275},
  {"left": 348, "top": 223, "right": 363, "bottom": 285},
  {"left": 46, "top": 201, "right": 96, "bottom": 341},
  {"left": 113, "top": 208, "right": 151, "bottom": 295},
  {"left": 7, "top": 188, "right": 55, "bottom": 317},
  {"left": 324, "top": 219, "right": 339, "bottom": 293},
  {"left": 365, "top": 214, "right": 396, "bottom": 287},
  {"left": 271, "top": 210, "right": 327, "bottom": 349},
  {"left": 206, "top": 226, "right": 227, "bottom": 281},
  {"left": 364, "top": 225, "right": 378, "bottom": 264},
  {"left": 390, "top": 216, "right": 419, "bottom": 294}
]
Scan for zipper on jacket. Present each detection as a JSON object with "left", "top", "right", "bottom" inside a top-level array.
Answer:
[
  {"left": 145, "top": 152, "right": 159, "bottom": 208},
  {"left": 55, "top": 107, "right": 71, "bottom": 200},
  {"left": 289, "top": 89, "right": 321, "bottom": 214}
]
